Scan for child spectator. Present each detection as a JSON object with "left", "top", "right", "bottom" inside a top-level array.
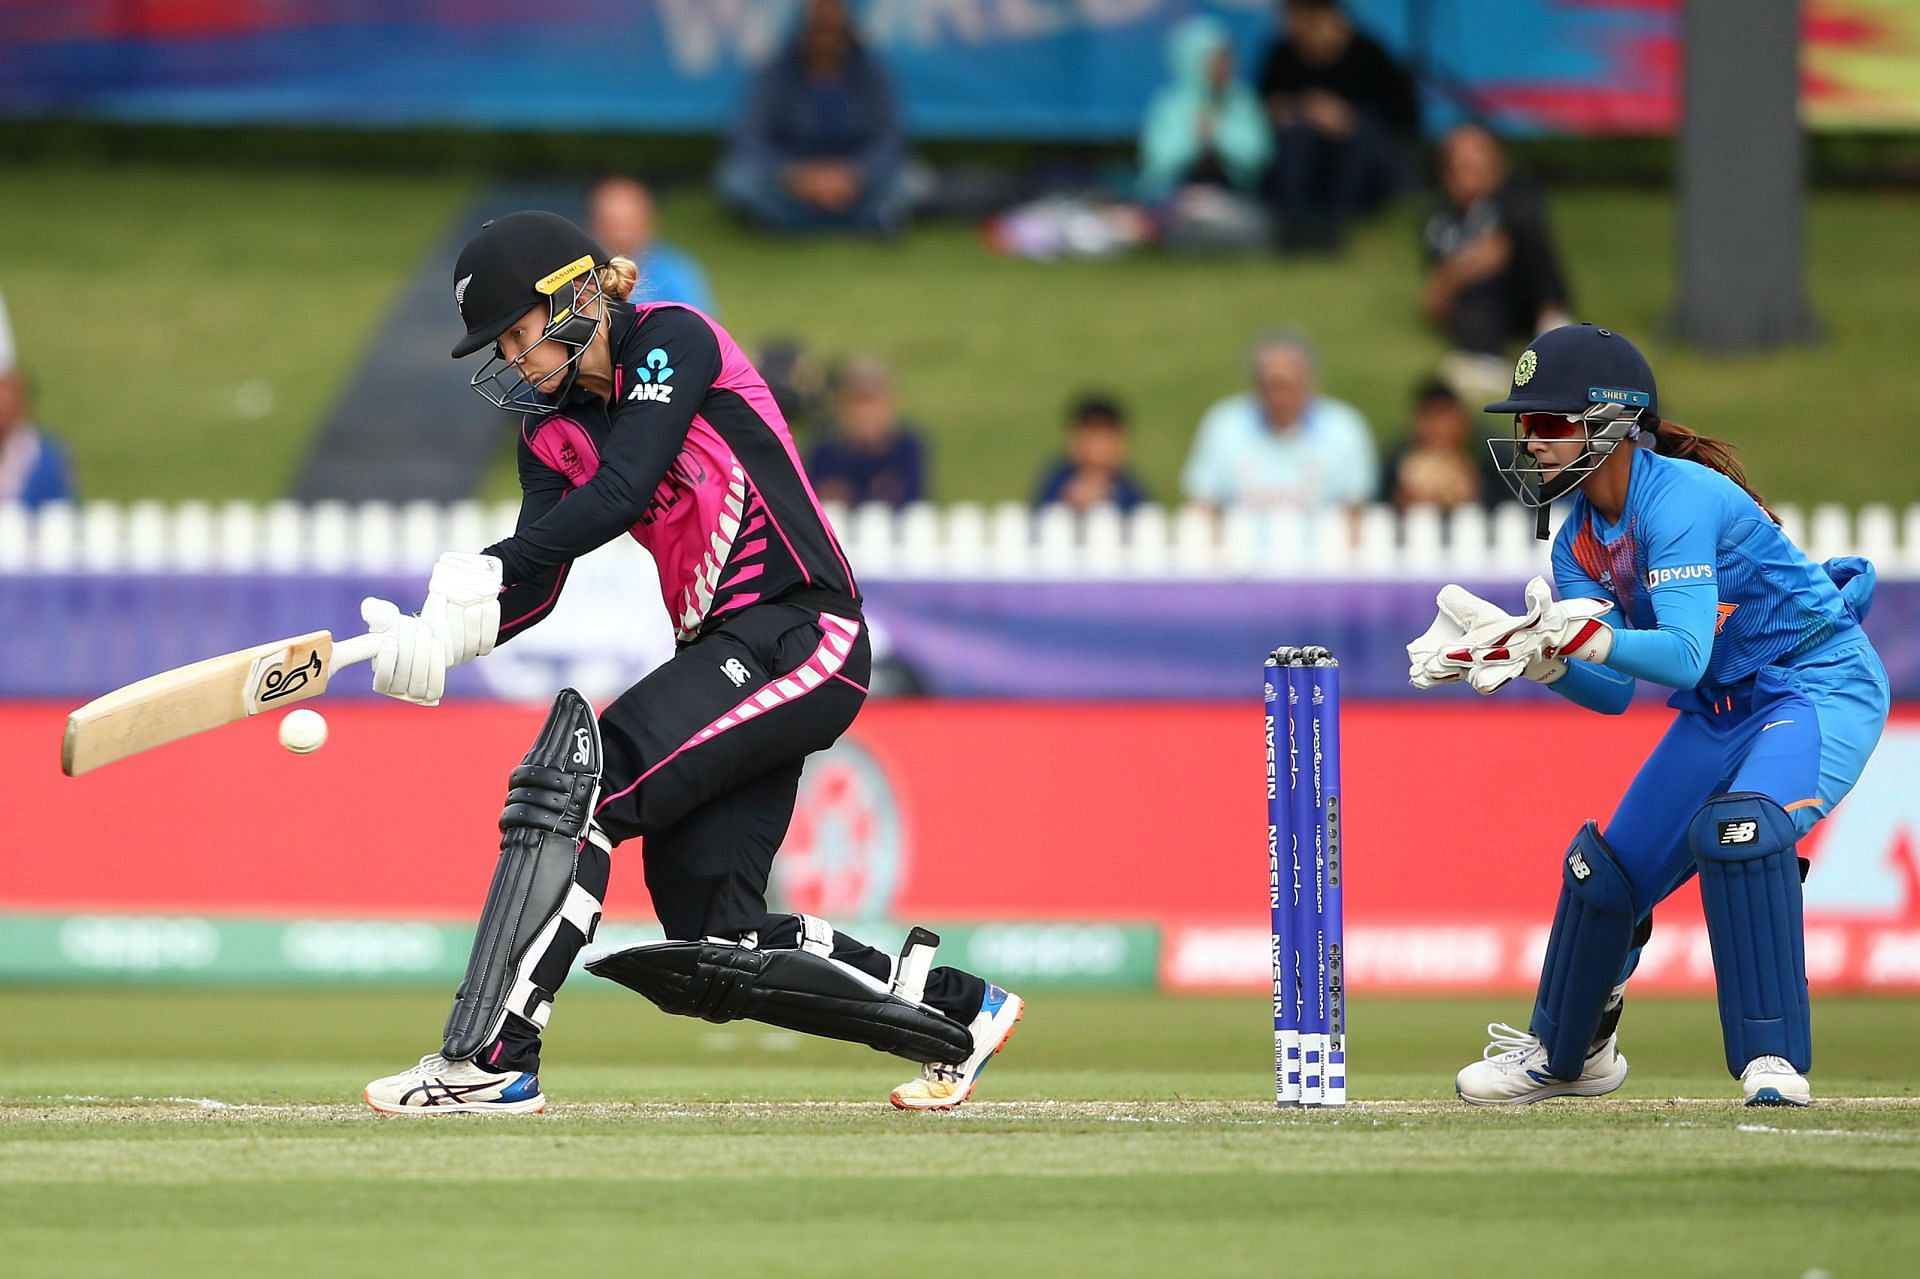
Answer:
[
  {"left": 1033, "top": 394, "right": 1151, "bottom": 514},
  {"left": 1382, "top": 378, "right": 1499, "bottom": 511},
  {"left": 807, "top": 356, "right": 927, "bottom": 507}
]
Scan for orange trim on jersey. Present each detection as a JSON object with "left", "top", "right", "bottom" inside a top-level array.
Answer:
[{"left": 1784, "top": 798, "right": 1824, "bottom": 813}]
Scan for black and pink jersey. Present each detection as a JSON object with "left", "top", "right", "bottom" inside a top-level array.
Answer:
[{"left": 485, "top": 302, "right": 859, "bottom": 645}]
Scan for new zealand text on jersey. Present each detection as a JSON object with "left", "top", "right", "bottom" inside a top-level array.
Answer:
[{"left": 641, "top": 453, "right": 711, "bottom": 526}]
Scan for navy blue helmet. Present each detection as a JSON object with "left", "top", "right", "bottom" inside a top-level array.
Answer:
[
  {"left": 1487, "top": 323, "right": 1658, "bottom": 418},
  {"left": 1485, "top": 324, "right": 1658, "bottom": 520}
]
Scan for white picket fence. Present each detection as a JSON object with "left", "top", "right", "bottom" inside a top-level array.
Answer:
[{"left": 2, "top": 499, "right": 1917, "bottom": 578}]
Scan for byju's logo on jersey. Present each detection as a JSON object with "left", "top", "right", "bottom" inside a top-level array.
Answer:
[
  {"left": 627, "top": 346, "right": 676, "bottom": 404},
  {"left": 1718, "top": 819, "right": 1759, "bottom": 845},
  {"left": 1647, "top": 563, "right": 1713, "bottom": 588}
]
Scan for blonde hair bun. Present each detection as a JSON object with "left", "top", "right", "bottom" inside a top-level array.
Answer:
[{"left": 597, "top": 256, "right": 639, "bottom": 302}]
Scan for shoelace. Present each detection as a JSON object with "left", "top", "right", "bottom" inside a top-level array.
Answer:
[
  {"left": 1745, "top": 1055, "right": 1794, "bottom": 1076},
  {"left": 1482, "top": 1022, "right": 1541, "bottom": 1064},
  {"left": 410, "top": 1053, "right": 453, "bottom": 1077},
  {"left": 923, "top": 1061, "right": 964, "bottom": 1084}
]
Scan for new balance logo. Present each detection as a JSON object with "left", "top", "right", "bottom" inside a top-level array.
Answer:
[
  {"left": 1719, "top": 819, "right": 1759, "bottom": 845},
  {"left": 1568, "top": 850, "right": 1592, "bottom": 881},
  {"left": 721, "top": 658, "right": 751, "bottom": 687}
]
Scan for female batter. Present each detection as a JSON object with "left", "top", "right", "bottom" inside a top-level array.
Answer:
[
  {"left": 359, "top": 211, "right": 1021, "bottom": 1113},
  {"left": 1409, "top": 323, "right": 1886, "bottom": 1107}
]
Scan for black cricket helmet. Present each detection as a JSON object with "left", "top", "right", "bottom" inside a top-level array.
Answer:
[
  {"left": 1485, "top": 323, "right": 1658, "bottom": 510},
  {"left": 451, "top": 211, "right": 609, "bottom": 411}
]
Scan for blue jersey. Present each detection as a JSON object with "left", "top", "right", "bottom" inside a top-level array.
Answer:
[{"left": 1550, "top": 447, "right": 1856, "bottom": 692}]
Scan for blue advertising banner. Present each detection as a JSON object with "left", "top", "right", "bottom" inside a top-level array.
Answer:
[
  {"left": 0, "top": 0, "right": 1700, "bottom": 139},
  {"left": 5, "top": 571, "right": 1915, "bottom": 702}
]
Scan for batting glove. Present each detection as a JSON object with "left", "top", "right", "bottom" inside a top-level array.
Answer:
[
  {"left": 362, "top": 596, "right": 446, "bottom": 706},
  {"left": 423, "top": 551, "right": 502, "bottom": 668}
]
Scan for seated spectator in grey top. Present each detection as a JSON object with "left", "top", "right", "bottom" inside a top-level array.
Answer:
[
  {"left": 587, "top": 176, "right": 716, "bottom": 314},
  {"left": 1033, "top": 394, "right": 1151, "bottom": 514},
  {"left": 807, "top": 357, "right": 927, "bottom": 507},
  {"left": 1420, "top": 126, "right": 1573, "bottom": 356},
  {"left": 1381, "top": 378, "right": 1501, "bottom": 511},
  {"left": 1258, "top": 0, "right": 1420, "bottom": 251},
  {"left": 716, "top": 0, "right": 912, "bottom": 236}
]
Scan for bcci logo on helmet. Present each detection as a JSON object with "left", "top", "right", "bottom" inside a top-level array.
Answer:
[{"left": 1514, "top": 349, "right": 1538, "bottom": 386}]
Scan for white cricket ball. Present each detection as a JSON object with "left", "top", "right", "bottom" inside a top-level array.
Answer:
[{"left": 278, "top": 708, "right": 328, "bottom": 754}]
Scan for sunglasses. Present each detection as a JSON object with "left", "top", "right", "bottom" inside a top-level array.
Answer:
[{"left": 1518, "top": 412, "right": 1586, "bottom": 440}]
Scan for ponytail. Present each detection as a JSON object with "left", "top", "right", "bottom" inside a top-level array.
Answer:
[
  {"left": 1649, "top": 420, "right": 1776, "bottom": 520},
  {"left": 596, "top": 256, "right": 639, "bottom": 302}
]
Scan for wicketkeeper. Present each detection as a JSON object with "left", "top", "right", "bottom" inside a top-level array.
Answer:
[
  {"left": 1409, "top": 324, "right": 1887, "bottom": 1108},
  {"left": 361, "top": 211, "right": 1022, "bottom": 1114}
]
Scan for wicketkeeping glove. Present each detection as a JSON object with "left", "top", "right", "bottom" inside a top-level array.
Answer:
[
  {"left": 423, "top": 551, "right": 502, "bottom": 668},
  {"left": 1408, "top": 582, "right": 1537, "bottom": 690},
  {"left": 1438, "top": 577, "right": 1614, "bottom": 695},
  {"left": 362, "top": 596, "right": 446, "bottom": 706}
]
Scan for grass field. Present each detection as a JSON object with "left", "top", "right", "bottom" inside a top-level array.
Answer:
[
  {"left": 4, "top": 162, "right": 1916, "bottom": 505},
  {"left": 6, "top": 988, "right": 1918, "bottom": 1277}
]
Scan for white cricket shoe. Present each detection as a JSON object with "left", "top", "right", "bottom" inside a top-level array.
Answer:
[
  {"left": 890, "top": 984, "right": 1024, "bottom": 1111},
  {"left": 1455, "top": 1022, "right": 1629, "bottom": 1105},
  {"left": 364, "top": 1053, "right": 546, "bottom": 1115},
  {"left": 1741, "top": 1055, "right": 1811, "bottom": 1108}
]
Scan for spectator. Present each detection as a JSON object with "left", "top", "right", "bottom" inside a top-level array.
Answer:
[
  {"left": 1382, "top": 378, "right": 1501, "bottom": 511},
  {"left": 1420, "top": 125, "right": 1573, "bottom": 356},
  {"left": 1257, "top": 0, "right": 1420, "bottom": 251},
  {"left": 716, "top": 0, "right": 912, "bottom": 236},
  {"left": 1181, "top": 330, "right": 1377, "bottom": 511},
  {"left": 586, "top": 176, "right": 716, "bottom": 314},
  {"left": 808, "top": 356, "right": 926, "bottom": 507},
  {"left": 1138, "top": 16, "right": 1272, "bottom": 202},
  {"left": 1033, "top": 394, "right": 1151, "bottom": 514},
  {"left": 755, "top": 338, "right": 829, "bottom": 439},
  {"left": 0, "top": 292, "right": 75, "bottom": 508}
]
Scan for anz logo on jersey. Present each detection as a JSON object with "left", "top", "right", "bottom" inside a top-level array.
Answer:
[{"left": 627, "top": 346, "right": 676, "bottom": 404}]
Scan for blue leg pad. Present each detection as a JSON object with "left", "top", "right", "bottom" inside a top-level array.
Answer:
[
  {"left": 1690, "top": 792, "right": 1811, "bottom": 1076},
  {"left": 1530, "top": 823, "right": 1639, "bottom": 1081}
]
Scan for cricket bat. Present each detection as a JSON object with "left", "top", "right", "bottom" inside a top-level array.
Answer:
[{"left": 61, "top": 630, "right": 383, "bottom": 776}]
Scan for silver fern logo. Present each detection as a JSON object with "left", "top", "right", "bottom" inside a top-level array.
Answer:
[{"left": 454, "top": 274, "right": 473, "bottom": 307}]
